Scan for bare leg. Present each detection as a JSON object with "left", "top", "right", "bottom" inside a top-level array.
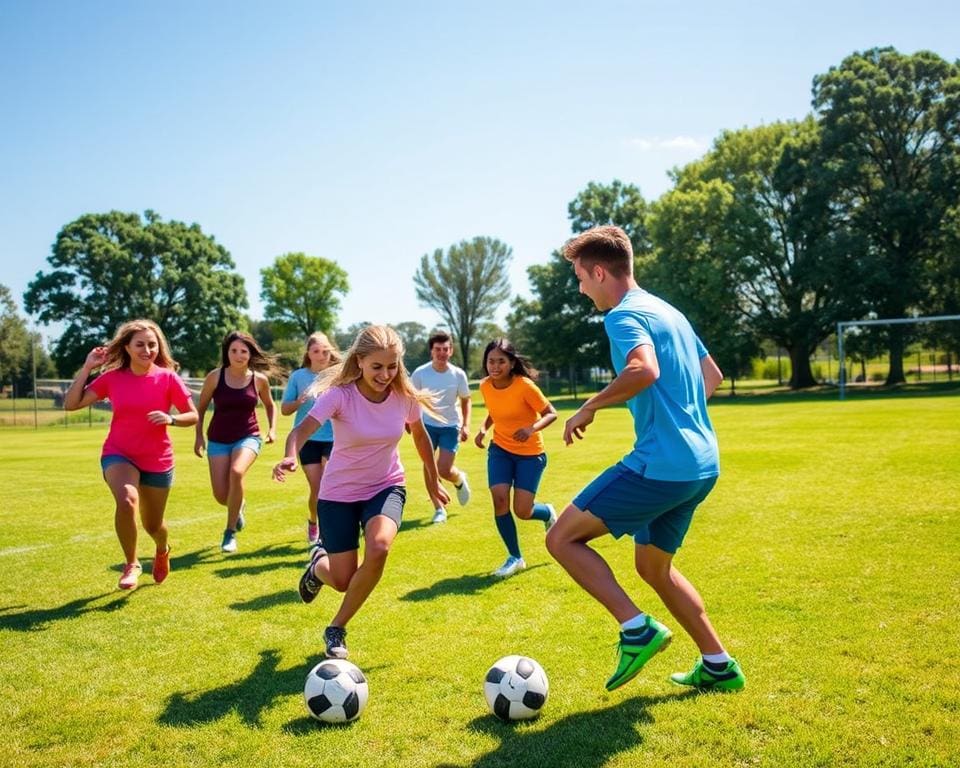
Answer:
[
  {"left": 302, "top": 460, "right": 324, "bottom": 525},
  {"left": 138, "top": 484, "right": 171, "bottom": 553},
  {"left": 225, "top": 447, "right": 258, "bottom": 529},
  {"left": 104, "top": 463, "right": 141, "bottom": 564},
  {"left": 327, "top": 516, "right": 398, "bottom": 627}
]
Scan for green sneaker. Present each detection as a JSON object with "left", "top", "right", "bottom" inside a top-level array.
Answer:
[
  {"left": 605, "top": 616, "right": 673, "bottom": 691},
  {"left": 670, "top": 657, "right": 745, "bottom": 691}
]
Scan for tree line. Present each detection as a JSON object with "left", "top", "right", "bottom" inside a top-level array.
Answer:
[{"left": 2, "top": 46, "right": 958, "bottom": 392}]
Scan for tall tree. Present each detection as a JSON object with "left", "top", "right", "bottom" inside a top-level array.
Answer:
[
  {"left": 24, "top": 210, "right": 247, "bottom": 374},
  {"left": 392, "top": 321, "right": 430, "bottom": 372},
  {"left": 413, "top": 237, "right": 512, "bottom": 369},
  {"left": 567, "top": 180, "right": 652, "bottom": 262},
  {"left": 0, "top": 285, "right": 31, "bottom": 390},
  {"left": 259, "top": 252, "right": 349, "bottom": 338},
  {"left": 813, "top": 47, "right": 960, "bottom": 384}
]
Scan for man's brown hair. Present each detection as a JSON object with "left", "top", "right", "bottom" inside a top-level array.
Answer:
[{"left": 562, "top": 225, "right": 633, "bottom": 278}]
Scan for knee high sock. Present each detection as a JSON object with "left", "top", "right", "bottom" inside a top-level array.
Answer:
[{"left": 494, "top": 513, "right": 522, "bottom": 559}]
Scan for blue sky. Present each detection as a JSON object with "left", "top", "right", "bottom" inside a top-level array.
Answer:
[{"left": 2, "top": 1, "right": 958, "bottom": 342}]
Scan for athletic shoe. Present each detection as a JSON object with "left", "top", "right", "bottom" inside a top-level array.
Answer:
[
  {"left": 605, "top": 616, "right": 673, "bottom": 691},
  {"left": 118, "top": 562, "right": 142, "bottom": 590},
  {"left": 152, "top": 546, "right": 170, "bottom": 584},
  {"left": 221, "top": 528, "right": 238, "bottom": 553},
  {"left": 670, "top": 658, "right": 746, "bottom": 691},
  {"left": 235, "top": 499, "right": 246, "bottom": 532},
  {"left": 455, "top": 472, "right": 471, "bottom": 506},
  {"left": 432, "top": 508, "right": 447, "bottom": 524},
  {"left": 543, "top": 503, "right": 558, "bottom": 531},
  {"left": 492, "top": 556, "right": 526, "bottom": 579},
  {"left": 298, "top": 546, "right": 326, "bottom": 604},
  {"left": 307, "top": 520, "right": 320, "bottom": 545},
  {"left": 324, "top": 625, "right": 348, "bottom": 659}
]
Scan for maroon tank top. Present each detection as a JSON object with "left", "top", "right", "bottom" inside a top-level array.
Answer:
[{"left": 207, "top": 368, "right": 260, "bottom": 443}]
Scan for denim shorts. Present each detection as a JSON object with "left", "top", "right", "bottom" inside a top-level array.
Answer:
[
  {"left": 101, "top": 455, "right": 174, "bottom": 489},
  {"left": 573, "top": 462, "right": 717, "bottom": 554},
  {"left": 487, "top": 442, "right": 547, "bottom": 494},
  {"left": 318, "top": 485, "right": 406, "bottom": 554},
  {"left": 425, "top": 424, "right": 460, "bottom": 453},
  {"left": 299, "top": 439, "right": 333, "bottom": 465},
  {"left": 207, "top": 435, "right": 262, "bottom": 457}
]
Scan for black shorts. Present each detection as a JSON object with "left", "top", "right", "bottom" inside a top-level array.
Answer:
[
  {"left": 299, "top": 440, "right": 333, "bottom": 466},
  {"left": 318, "top": 485, "right": 405, "bottom": 553}
]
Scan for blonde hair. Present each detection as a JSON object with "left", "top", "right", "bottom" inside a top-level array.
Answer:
[
  {"left": 308, "top": 325, "right": 440, "bottom": 418},
  {"left": 102, "top": 319, "right": 178, "bottom": 372},
  {"left": 300, "top": 332, "right": 342, "bottom": 369}
]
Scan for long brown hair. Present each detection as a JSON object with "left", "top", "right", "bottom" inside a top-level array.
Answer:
[
  {"left": 220, "top": 330, "right": 278, "bottom": 376},
  {"left": 101, "top": 319, "right": 178, "bottom": 372},
  {"left": 308, "top": 325, "right": 440, "bottom": 418}
]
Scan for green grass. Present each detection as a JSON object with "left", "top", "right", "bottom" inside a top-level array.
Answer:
[{"left": 1, "top": 393, "right": 958, "bottom": 767}]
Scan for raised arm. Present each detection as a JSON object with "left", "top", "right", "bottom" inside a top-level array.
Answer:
[{"left": 63, "top": 347, "right": 107, "bottom": 411}]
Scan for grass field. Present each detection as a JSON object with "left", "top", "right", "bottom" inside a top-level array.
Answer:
[{"left": 1, "top": 391, "right": 958, "bottom": 767}]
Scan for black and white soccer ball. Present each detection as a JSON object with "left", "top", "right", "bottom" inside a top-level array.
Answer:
[
  {"left": 304, "top": 659, "right": 369, "bottom": 723},
  {"left": 484, "top": 655, "right": 549, "bottom": 721}
]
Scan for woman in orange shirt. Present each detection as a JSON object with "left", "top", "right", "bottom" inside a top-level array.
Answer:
[{"left": 474, "top": 338, "right": 558, "bottom": 579}]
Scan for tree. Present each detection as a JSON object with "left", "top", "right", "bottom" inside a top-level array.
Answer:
[
  {"left": 335, "top": 322, "right": 371, "bottom": 353},
  {"left": 24, "top": 210, "right": 248, "bottom": 374},
  {"left": 260, "top": 253, "right": 349, "bottom": 338},
  {"left": 413, "top": 237, "right": 512, "bottom": 369},
  {"left": 813, "top": 47, "right": 960, "bottom": 384},
  {"left": 392, "top": 321, "right": 430, "bottom": 372},
  {"left": 567, "top": 180, "right": 652, "bottom": 262},
  {"left": 0, "top": 285, "right": 31, "bottom": 390}
]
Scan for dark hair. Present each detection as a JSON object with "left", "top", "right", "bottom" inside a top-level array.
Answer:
[
  {"left": 428, "top": 330, "right": 452, "bottom": 350},
  {"left": 482, "top": 338, "right": 538, "bottom": 381},
  {"left": 220, "top": 330, "right": 277, "bottom": 374},
  {"left": 563, "top": 225, "right": 633, "bottom": 278}
]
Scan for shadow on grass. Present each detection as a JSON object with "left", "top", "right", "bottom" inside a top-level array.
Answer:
[
  {"left": 212, "top": 543, "right": 308, "bottom": 578},
  {"left": 436, "top": 690, "right": 699, "bottom": 768},
  {"left": 399, "top": 563, "right": 549, "bottom": 602},
  {"left": 229, "top": 589, "right": 300, "bottom": 612},
  {"left": 0, "top": 591, "right": 130, "bottom": 632}
]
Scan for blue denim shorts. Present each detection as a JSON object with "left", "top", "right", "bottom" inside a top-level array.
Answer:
[
  {"left": 101, "top": 455, "right": 174, "bottom": 489},
  {"left": 318, "top": 485, "right": 406, "bottom": 554},
  {"left": 573, "top": 462, "right": 717, "bottom": 553},
  {"left": 487, "top": 442, "right": 547, "bottom": 494},
  {"left": 425, "top": 424, "right": 460, "bottom": 453},
  {"left": 207, "top": 435, "right": 262, "bottom": 458}
]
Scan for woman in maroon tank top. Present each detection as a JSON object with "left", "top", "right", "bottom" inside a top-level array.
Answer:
[{"left": 195, "top": 331, "right": 278, "bottom": 552}]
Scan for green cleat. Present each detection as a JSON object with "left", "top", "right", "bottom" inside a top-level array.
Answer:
[
  {"left": 605, "top": 616, "right": 673, "bottom": 691},
  {"left": 670, "top": 657, "right": 746, "bottom": 691}
]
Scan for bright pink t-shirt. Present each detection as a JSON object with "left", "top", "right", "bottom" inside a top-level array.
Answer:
[
  {"left": 308, "top": 383, "right": 422, "bottom": 502},
  {"left": 87, "top": 366, "right": 194, "bottom": 472}
]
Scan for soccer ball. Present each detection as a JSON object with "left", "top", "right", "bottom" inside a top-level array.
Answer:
[
  {"left": 303, "top": 659, "right": 369, "bottom": 723},
  {"left": 483, "top": 655, "right": 549, "bottom": 721}
]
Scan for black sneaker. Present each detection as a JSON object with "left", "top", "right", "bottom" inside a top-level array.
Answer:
[
  {"left": 324, "top": 625, "right": 348, "bottom": 659},
  {"left": 298, "top": 546, "right": 326, "bottom": 604}
]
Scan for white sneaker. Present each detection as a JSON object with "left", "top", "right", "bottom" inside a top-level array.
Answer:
[
  {"left": 455, "top": 472, "right": 471, "bottom": 506},
  {"left": 493, "top": 556, "right": 526, "bottom": 579},
  {"left": 543, "top": 503, "right": 557, "bottom": 531},
  {"left": 432, "top": 508, "right": 447, "bottom": 524}
]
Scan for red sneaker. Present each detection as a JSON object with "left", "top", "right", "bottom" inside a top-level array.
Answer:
[
  {"left": 118, "top": 562, "right": 143, "bottom": 590},
  {"left": 153, "top": 546, "right": 171, "bottom": 584}
]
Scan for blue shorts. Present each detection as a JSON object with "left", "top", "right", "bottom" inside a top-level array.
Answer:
[
  {"left": 101, "top": 455, "right": 174, "bottom": 489},
  {"left": 487, "top": 442, "right": 547, "bottom": 494},
  {"left": 318, "top": 485, "right": 406, "bottom": 554},
  {"left": 573, "top": 463, "right": 717, "bottom": 554},
  {"left": 299, "top": 439, "right": 333, "bottom": 465},
  {"left": 425, "top": 424, "right": 460, "bottom": 454},
  {"left": 207, "top": 435, "right": 262, "bottom": 458}
]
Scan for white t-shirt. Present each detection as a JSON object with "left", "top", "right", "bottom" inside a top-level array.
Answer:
[{"left": 410, "top": 362, "right": 470, "bottom": 428}]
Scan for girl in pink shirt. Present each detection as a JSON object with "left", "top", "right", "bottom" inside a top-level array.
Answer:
[
  {"left": 63, "top": 319, "right": 198, "bottom": 590},
  {"left": 273, "top": 325, "right": 449, "bottom": 660}
]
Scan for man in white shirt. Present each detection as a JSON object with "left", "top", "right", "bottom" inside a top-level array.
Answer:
[{"left": 410, "top": 331, "right": 472, "bottom": 523}]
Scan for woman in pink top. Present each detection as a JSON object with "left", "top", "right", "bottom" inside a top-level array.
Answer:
[
  {"left": 195, "top": 331, "right": 277, "bottom": 554},
  {"left": 63, "top": 319, "right": 198, "bottom": 590},
  {"left": 273, "top": 325, "right": 449, "bottom": 660}
]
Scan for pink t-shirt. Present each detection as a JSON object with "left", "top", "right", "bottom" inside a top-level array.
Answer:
[
  {"left": 308, "top": 383, "right": 422, "bottom": 502},
  {"left": 87, "top": 366, "right": 194, "bottom": 472}
]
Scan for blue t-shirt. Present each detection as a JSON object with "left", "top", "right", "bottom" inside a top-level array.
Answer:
[
  {"left": 283, "top": 368, "right": 334, "bottom": 442},
  {"left": 605, "top": 289, "right": 719, "bottom": 481}
]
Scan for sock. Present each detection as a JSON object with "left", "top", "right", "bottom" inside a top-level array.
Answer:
[
  {"left": 494, "top": 513, "right": 522, "bottom": 559},
  {"left": 620, "top": 613, "right": 648, "bottom": 632},
  {"left": 530, "top": 503, "right": 552, "bottom": 523},
  {"left": 702, "top": 651, "right": 732, "bottom": 670}
]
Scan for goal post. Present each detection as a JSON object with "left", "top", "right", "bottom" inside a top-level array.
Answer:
[{"left": 837, "top": 314, "right": 960, "bottom": 399}]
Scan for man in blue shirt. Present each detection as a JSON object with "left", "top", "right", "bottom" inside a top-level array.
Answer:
[{"left": 545, "top": 225, "right": 745, "bottom": 693}]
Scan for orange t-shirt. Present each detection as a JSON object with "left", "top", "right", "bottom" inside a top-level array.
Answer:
[{"left": 479, "top": 376, "right": 551, "bottom": 456}]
